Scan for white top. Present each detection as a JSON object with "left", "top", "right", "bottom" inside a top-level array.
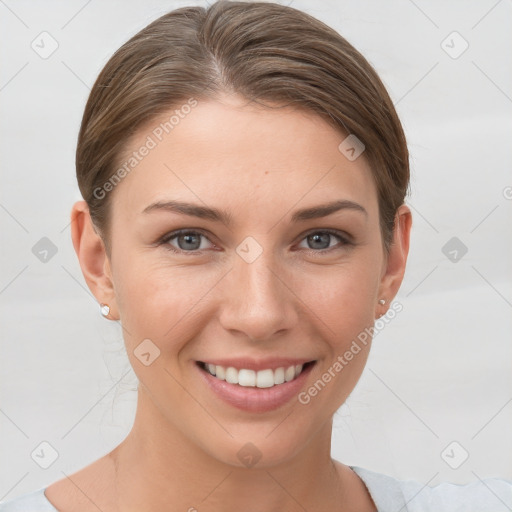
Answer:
[{"left": 1, "top": 466, "right": 511, "bottom": 511}]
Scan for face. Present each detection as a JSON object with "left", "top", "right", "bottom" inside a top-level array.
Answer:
[{"left": 87, "top": 94, "right": 400, "bottom": 468}]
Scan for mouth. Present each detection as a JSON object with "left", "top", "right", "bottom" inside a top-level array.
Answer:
[
  {"left": 197, "top": 360, "right": 315, "bottom": 389},
  {"left": 195, "top": 359, "right": 316, "bottom": 413}
]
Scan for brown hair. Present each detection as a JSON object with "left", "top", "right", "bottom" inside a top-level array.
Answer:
[{"left": 76, "top": 0, "right": 409, "bottom": 255}]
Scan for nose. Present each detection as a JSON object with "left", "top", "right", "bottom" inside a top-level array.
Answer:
[{"left": 218, "top": 249, "right": 298, "bottom": 343}]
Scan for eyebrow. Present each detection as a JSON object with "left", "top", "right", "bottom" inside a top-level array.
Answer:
[{"left": 142, "top": 199, "right": 367, "bottom": 225}]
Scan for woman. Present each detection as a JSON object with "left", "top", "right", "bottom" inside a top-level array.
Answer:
[{"left": 1, "top": 1, "right": 510, "bottom": 510}]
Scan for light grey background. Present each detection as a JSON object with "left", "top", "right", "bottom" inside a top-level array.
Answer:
[{"left": 1, "top": 0, "right": 511, "bottom": 502}]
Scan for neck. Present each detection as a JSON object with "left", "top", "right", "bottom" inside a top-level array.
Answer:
[{"left": 107, "top": 388, "right": 361, "bottom": 512}]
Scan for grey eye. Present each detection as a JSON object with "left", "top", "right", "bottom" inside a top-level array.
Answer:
[
  {"left": 176, "top": 233, "right": 202, "bottom": 250},
  {"left": 306, "top": 233, "right": 333, "bottom": 250},
  {"left": 165, "top": 231, "right": 212, "bottom": 252}
]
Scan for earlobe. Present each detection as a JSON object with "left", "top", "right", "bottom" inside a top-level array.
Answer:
[
  {"left": 70, "top": 201, "right": 118, "bottom": 319},
  {"left": 376, "top": 204, "right": 412, "bottom": 317}
]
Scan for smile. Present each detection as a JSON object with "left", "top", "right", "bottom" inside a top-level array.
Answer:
[
  {"left": 198, "top": 361, "right": 314, "bottom": 388},
  {"left": 196, "top": 359, "right": 316, "bottom": 413}
]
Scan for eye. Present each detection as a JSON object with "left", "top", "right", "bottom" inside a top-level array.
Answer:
[
  {"left": 161, "top": 230, "right": 214, "bottom": 253},
  {"left": 296, "top": 230, "right": 351, "bottom": 253}
]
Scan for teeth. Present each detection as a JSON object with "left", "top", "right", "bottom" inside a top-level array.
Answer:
[
  {"left": 256, "top": 369, "right": 274, "bottom": 388},
  {"left": 203, "top": 363, "right": 307, "bottom": 388},
  {"left": 238, "top": 369, "right": 256, "bottom": 387},
  {"left": 274, "top": 367, "right": 285, "bottom": 385},
  {"left": 215, "top": 365, "right": 225, "bottom": 380},
  {"left": 225, "top": 367, "right": 238, "bottom": 384},
  {"left": 284, "top": 366, "right": 295, "bottom": 382}
]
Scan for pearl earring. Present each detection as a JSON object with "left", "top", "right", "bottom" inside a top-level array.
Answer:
[
  {"left": 100, "top": 303, "right": 110, "bottom": 317},
  {"left": 378, "top": 299, "right": 386, "bottom": 305}
]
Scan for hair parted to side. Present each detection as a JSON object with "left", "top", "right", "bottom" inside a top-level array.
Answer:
[{"left": 76, "top": 0, "right": 410, "bottom": 256}]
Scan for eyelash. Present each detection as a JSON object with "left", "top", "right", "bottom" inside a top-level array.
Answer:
[{"left": 158, "top": 228, "right": 353, "bottom": 256}]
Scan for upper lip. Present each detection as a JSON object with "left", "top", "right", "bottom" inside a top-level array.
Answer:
[{"left": 197, "top": 358, "right": 316, "bottom": 371}]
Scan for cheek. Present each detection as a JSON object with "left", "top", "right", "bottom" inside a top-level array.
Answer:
[
  {"left": 294, "top": 264, "right": 379, "bottom": 410},
  {"left": 113, "top": 255, "right": 220, "bottom": 346},
  {"left": 294, "top": 258, "right": 381, "bottom": 341}
]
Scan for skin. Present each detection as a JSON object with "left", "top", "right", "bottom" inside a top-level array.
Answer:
[{"left": 46, "top": 93, "right": 411, "bottom": 512}]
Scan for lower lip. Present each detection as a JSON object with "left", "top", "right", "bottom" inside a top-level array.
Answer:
[{"left": 197, "top": 363, "right": 315, "bottom": 413}]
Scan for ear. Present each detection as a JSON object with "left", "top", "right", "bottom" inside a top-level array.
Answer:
[
  {"left": 376, "top": 204, "right": 412, "bottom": 317},
  {"left": 70, "top": 200, "right": 119, "bottom": 320}
]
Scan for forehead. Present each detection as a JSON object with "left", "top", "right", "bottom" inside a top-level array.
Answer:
[{"left": 110, "top": 95, "right": 379, "bottom": 222}]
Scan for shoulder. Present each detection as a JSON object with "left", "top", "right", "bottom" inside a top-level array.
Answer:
[
  {"left": 350, "top": 465, "right": 512, "bottom": 512},
  {"left": 0, "top": 488, "right": 58, "bottom": 512}
]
